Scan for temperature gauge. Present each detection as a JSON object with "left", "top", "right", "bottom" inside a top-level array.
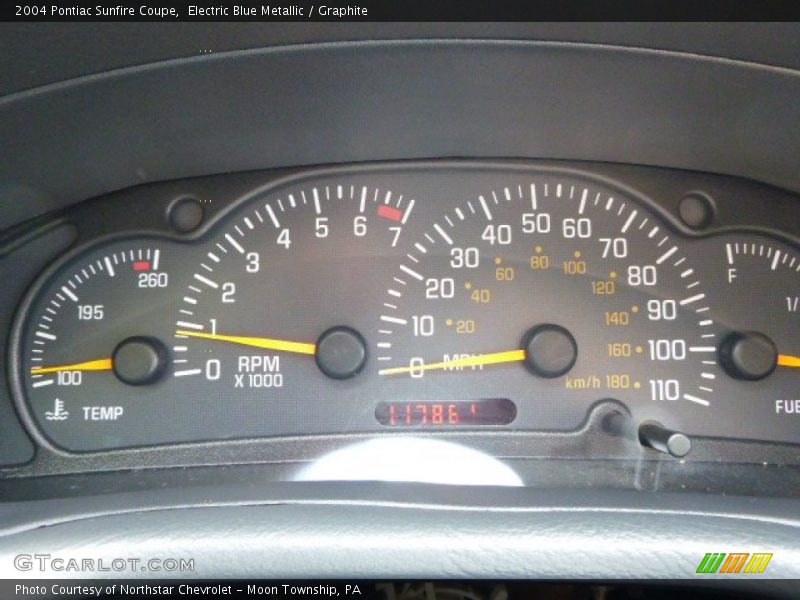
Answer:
[{"left": 375, "top": 398, "right": 517, "bottom": 427}]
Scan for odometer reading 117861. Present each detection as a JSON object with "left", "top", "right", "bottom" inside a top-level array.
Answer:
[
  {"left": 375, "top": 398, "right": 517, "bottom": 427},
  {"left": 375, "top": 174, "right": 722, "bottom": 442}
]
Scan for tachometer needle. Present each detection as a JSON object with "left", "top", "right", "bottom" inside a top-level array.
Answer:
[
  {"left": 379, "top": 349, "right": 526, "bottom": 376},
  {"left": 175, "top": 330, "right": 316, "bottom": 355},
  {"left": 30, "top": 358, "right": 113, "bottom": 375},
  {"left": 777, "top": 354, "right": 800, "bottom": 368}
]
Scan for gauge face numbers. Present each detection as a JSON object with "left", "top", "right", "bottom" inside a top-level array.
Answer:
[
  {"left": 377, "top": 177, "right": 719, "bottom": 432},
  {"left": 171, "top": 181, "right": 415, "bottom": 439},
  {"left": 707, "top": 238, "right": 800, "bottom": 443},
  {"left": 23, "top": 244, "right": 177, "bottom": 450}
]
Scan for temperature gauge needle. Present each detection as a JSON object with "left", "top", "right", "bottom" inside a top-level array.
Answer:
[
  {"left": 175, "top": 330, "right": 317, "bottom": 355},
  {"left": 379, "top": 349, "right": 526, "bottom": 376},
  {"left": 30, "top": 358, "right": 113, "bottom": 375},
  {"left": 778, "top": 354, "right": 800, "bottom": 368}
]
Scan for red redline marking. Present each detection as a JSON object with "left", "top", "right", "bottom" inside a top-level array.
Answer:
[
  {"left": 377, "top": 204, "right": 403, "bottom": 222},
  {"left": 133, "top": 261, "right": 151, "bottom": 271}
]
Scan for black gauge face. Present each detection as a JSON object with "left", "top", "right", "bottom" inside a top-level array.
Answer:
[{"left": 12, "top": 165, "right": 800, "bottom": 451}]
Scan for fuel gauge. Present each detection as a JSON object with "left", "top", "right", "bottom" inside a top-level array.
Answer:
[{"left": 709, "top": 237, "right": 800, "bottom": 443}]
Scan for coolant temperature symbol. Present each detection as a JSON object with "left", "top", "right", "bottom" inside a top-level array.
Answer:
[{"left": 45, "top": 399, "right": 69, "bottom": 421}]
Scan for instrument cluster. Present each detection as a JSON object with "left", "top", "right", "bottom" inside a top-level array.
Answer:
[{"left": 8, "top": 162, "right": 800, "bottom": 460}]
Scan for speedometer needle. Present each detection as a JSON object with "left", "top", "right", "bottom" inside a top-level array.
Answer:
[
  {"left": 379, "top": 349, "right": 526, "bottom": 376},
  {"left": 778, "top": 354, "right": 800, "bottom": 368},
  {"left": 30, "top": 358, "right": 113, "bottom": 375},
  {"left": 175, "top": 330, "right": 317, "bottom": 355}
]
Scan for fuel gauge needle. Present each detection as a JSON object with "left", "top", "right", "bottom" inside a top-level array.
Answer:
[
  {"left": 30, "top": 358, "right": 113, "bottom": 375},
  {"left": 175, "top": 330, "right": 317, "bottom": 355},
  {"left": 777, "top": 354, "right": 800, "bottom": 368},
  {"left": 379, "top": 349, "right": 526, "bottom": 376}
]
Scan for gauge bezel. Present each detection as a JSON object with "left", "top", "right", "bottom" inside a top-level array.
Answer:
[{"left": 4, "top": 159, "right": 800, "bottom": 480}]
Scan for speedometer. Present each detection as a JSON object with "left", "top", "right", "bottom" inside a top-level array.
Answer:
[{"left": 376, "top": 173, "right": 721, "bottom": 445}]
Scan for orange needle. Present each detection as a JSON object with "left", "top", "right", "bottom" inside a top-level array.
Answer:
[
  {"left": 30, "top": 358, "right": 113, "bottom": 375},
  {"left": 176, "top": 330, "right": 316, "bottom": 355},
  {"left": 777, "top": 354, "right": 800, "bottom": 368}
]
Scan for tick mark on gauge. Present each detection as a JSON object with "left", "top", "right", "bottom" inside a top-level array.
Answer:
[
  {"left": 265, "top": 205, "right": 280, "bottom": 228},
  {"left": 174, "top": 369, "right": 202, "bottom": 377},
  {"left": 621, "top": 210, "right": 637, "bottom": 233},
  {"left": 479, "top": 196, "right": 493, "bottom": 220},
  {"left": 656, "top": 246, "right": 678, "bottom": 264},
  {"left": 771, "top": 250, "right": 782, "bottom": 270},
  {"left": 225, "top": 233, "right": 245, "bottom": 254},
  {"left": 103, "top": 257, "right": 116, "bottom": 276},
  {"left": 61, "top": 286, "right": 78, "bottom": 302},
  {"left": 381, "top": 315, "right": 407, "bottom": 325},
  {"left": 402, "top": 199, "right": 415, "bottom": 224},
  {"left": 679, "top": 293, "right": 705, "bottom": 305},
  {"left": 434, "top": 223, "right": 453, "bottom": 244},
  {"left": 193, "top": 273, "right": 218, "bottom": 289},
  {"left": 399, "top": 265, "right": 424, "bottom": 281},
  {"left": 683, "top": 394, "right": 710, "bottom": 407}
]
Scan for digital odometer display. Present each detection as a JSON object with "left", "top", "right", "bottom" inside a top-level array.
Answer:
[{"left": 375, "top": 398, "right": 516, "bottom": 427}]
